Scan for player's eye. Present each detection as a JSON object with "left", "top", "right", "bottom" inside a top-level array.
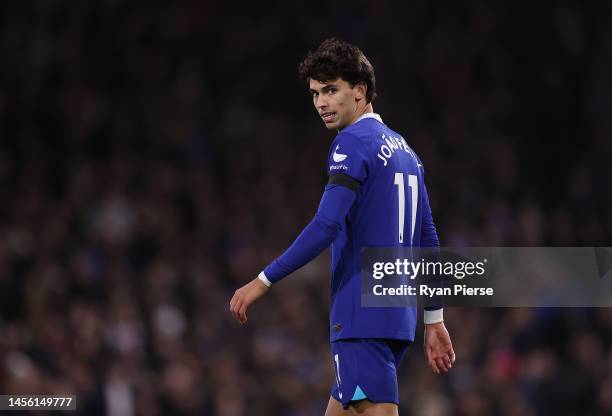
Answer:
[
  {"left": 327, "top": 88, "right": 337, "bottom": 94},
  {"left": 311, "top": 92, "right": 319, "bottom": 98}
]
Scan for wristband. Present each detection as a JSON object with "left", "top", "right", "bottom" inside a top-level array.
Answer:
[
  {"left": 258, "top": 271, "right": 272, "bottom": 287},
  {"left": 424, "top": 308, "right": 443, "bottom": 324}
]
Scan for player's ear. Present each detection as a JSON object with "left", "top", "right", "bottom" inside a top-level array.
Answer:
[{"left": 355, "top": 83, "right": 367, "bottom": 101}]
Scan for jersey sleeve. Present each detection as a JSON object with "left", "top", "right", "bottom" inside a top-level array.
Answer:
[
  {"left": 420, "top": 183, "right": 439, "bottom": 248},
  {"left": 415, "top": 156, "right": 439, "bottom": 248},
  {"left": 327, "top": 132, "right": 370, "bottom": 183},
  {"left": 419, "top": 167, "right": 443, "bottom": 313},
  {"left": 262, "top": 185, "right": 357, "bottom": 284}
]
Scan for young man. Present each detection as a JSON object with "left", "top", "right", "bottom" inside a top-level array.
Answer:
[{"left": 230, "top": 38, "right": 455, "bottom": 416}]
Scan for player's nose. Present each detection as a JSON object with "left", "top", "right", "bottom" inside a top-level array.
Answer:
[
  {"left": 315, "top": 94, "right": 328, "bottom": 109},
  {"left": 316, "top": 98, "right": 328, "bottom": 111}
]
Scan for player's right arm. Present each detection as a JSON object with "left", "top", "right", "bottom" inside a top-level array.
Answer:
[
  {"left": 421, "top": 181, "right": 444, "bottom": 320},
  {"left": 418, "top": 167, "right": 455, "bottom": 374},
  {"left": 420, "top": 182, "right": 439, "bottom": 248},
  {"left": 424, "top": 321, "right": 455, "bottom": 374}
]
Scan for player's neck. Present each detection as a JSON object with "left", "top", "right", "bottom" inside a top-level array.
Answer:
[
  {"left": 341, "top": 103, "right": 375, "bottom": 131},
  {"left": 362, "top": 103, "right": 374, "bottom": 117}
]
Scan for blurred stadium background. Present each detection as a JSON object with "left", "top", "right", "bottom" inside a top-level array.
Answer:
[{"left": 1, "top": 1, "right": 611, "bottom": 415}]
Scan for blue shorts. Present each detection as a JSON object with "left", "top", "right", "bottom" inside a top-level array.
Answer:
[{"left": 330, "top": 338, "right": 412, "bottom": 408}]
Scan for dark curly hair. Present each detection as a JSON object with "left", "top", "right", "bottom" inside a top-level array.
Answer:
[{"left": 298, "top": 38, "right": 377, "bottom": 103}]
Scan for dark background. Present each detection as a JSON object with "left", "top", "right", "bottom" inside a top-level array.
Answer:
[{"left": 0, "top": 1, "right": 611, "bottom": 415}]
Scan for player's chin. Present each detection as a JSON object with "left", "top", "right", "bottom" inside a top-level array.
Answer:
[
  {"left": 323, "top": 120, "right": 341, "bottom": 130},
  {"left": 323, "top": 123, "right": 337, "bottom": 130}
]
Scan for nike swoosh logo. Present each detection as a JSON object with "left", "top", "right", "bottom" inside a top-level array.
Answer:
[{"left": 333, "top": 145, "right": 347, "bottom": 162}]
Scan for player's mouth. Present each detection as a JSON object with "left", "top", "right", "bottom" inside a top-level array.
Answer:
[{"left": 321, "top": 112, "right": 336, "bottom": 123}]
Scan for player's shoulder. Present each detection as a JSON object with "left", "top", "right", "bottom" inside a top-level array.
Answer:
[
  {"left": 343, "top": 117, "right": 387, "bottom": 139},
  {"left": 350, "top": 119, "right": 424, "bottom": 172},
  {"left": 330, "top": 118, "right": 386, "bottom": 154}
]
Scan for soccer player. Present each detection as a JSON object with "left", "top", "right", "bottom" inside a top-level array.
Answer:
[{"left": 230, "top": 38, "right": 455, "bottom": 416}]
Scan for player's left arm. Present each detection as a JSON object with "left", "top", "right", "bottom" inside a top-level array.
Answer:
[
  {"left": 229, "top": 180, "right": 358, "bottom": 324},
  {"left": 230, "top": 133, "right": 366, "bottom": 324}
]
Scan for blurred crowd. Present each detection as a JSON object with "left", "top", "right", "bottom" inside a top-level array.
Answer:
[{"left": 1, "top": 1, "right": 611, "bottom": 415}]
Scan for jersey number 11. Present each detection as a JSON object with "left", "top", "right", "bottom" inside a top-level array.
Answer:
[{"left": 394, "top": 173, "right": 418, "bottom": 244}]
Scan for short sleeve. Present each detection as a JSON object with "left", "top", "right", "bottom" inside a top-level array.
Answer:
[{"left": 327, "top": 132, "right": 369, "bottom": 183}]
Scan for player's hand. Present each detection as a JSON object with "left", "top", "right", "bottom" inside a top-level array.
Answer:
[
  {"left": 229, "top": 277, "right": 269, "bottom": 324},
  {"left": 424, "top": 322, "right": 455, "bottom": 374}
]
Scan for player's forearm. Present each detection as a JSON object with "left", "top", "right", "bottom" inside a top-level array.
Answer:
[
  {"left": 262, "top": 213, "right": 341, "bottom": 283},
  {"left": 423, "top": 246, "right": 443, "bottom": 322},
  {"left": 420, "top": 182, "right": 442, "bottom": 316},
  {"left": 260, "top": 185, "right": 357, "bottom": 285}
]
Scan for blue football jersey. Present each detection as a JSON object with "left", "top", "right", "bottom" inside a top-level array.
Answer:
[{"left": 326, "top": 113, "right": 439, "bottom": 342}]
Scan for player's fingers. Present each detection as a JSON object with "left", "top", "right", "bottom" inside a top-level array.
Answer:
[
  {"left": 231, "top": 298, "right": 242, "bottom": 322},
  {"left": 427, "top": 348, "right": 443, "bottom": 364},
  {"left": 231, "top": 289, "right": 247, "bottom": 319},
  {"left": 431, "top": 361, "right": 440, "bottom": 374},
  {"left": 425, "top": 347, "right": 443, "bottom": 374},
  {"left": 229, "top": 290, "right": 240, "bottom": 310},
  {"left": 429, "top": 359, "right": 440, "bottom": 374},
  {"left": 449, "top": 349, "right": 456, "bottom": 364},
  {"left": 425, "top": 347, "right": 434, "bottom": 362},
  {"left": 436, "top": 357, "right": 448, "bottom": 373},
  {"left": 229, "top": 296, "right": 235, "bottom": 315},
  {"left": 238, "top": 302, "right": 249, "bottom": 324},
  {"left": 443, "top": 355, "right": 452, "bottom": 369}
]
